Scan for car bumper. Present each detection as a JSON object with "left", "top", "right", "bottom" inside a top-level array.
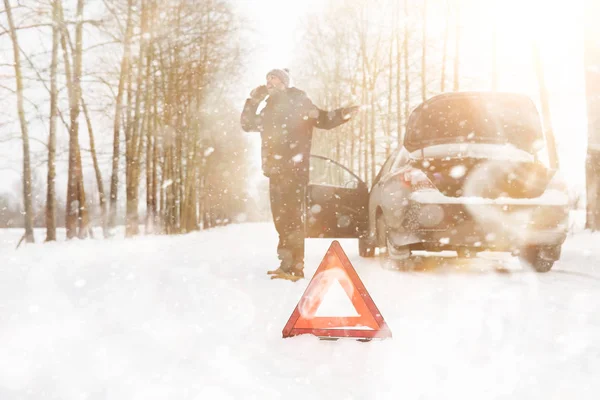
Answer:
[{"left": 387, "top": 201, "right": 569, "bottom": 251}]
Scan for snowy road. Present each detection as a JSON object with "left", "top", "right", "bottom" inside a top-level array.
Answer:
[{"left": 0, "top": 223, "right": 599, "bottom": 399}]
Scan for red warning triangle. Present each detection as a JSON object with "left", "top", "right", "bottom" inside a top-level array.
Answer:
[{"left": 282, "top": 240, "right": 392, "bottom": 339}]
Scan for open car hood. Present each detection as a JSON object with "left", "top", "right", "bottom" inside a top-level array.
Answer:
[
  {"left": 404, "top": 92, "right": 544, "bottom": 154},
  {"left": 408, "top": 143, "right": 535, "bottom": 162}
]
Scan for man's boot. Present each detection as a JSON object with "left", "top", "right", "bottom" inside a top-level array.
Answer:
[
  {"left": 267, "top": 266, "right": 286, "bottom": 275},
  {"left": 270, "top": 261, "right": 304, "bottom": 281},
  {"left": 289, "top": 260, "right": 304, "bottom": 278},
  {"left": 267, "top": 248, "right": 293, "bottom": 275}
]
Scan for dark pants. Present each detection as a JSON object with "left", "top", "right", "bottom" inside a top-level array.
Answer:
[{"left": 269, "top": 173, "right": 307, "bottom": 272}]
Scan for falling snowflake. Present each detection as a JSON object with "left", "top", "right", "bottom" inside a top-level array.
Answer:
[
  {"left": 450, "top": 165, "right": 466, "bottom": 179},
  {"left": 337, "top": 215, "right": 351, "bottom": 228}
]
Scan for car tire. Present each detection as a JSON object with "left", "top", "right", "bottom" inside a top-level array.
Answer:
[
  {"left": 376, "top": 214, "right": 388, "bottom": 254},
  {"left": 376, "top": 214, "right": 411, "bottom": 269},
  {"left": 381, "top": 241, "right": 412, "bottom": 270},
  {"left": 359, "top": 236, "right": 375, "bottom": 258},
  {"left": 519, "top": 245, "right": 558, "bottom": 273}
]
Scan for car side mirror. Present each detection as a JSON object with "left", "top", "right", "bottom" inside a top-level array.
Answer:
[{"left": 344, "top": 180, "right": 358, "bottom": 189}]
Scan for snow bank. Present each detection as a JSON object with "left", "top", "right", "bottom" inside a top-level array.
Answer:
[{"left": 0, "top": 224, "right": 599, "bottom": 399}]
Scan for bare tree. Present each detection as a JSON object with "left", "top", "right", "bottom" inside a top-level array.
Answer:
[
  {"left": 125, "top": 0, "right": 149, "bottom": 237},
  {"left": 2, "top": 0, "right": 35, "bottom": 243},
  {"left": 421, "top": 0, "right": 427, "bottom": 101},
  {"left": 0, "top": 0, "right": 258, "bottom": 238},
  {"left": 453, "top": 0, "right": 460, "bottom": 92},
  {"left": 61, "top": 0, "right": 89, "bottom": 239},
  {"left": 403, "top": 0, "right": 410, "bottom": 131},
  {"left": 395, "top": 0, "right": 402, "bottom": 144},
  {"left": 491, "top": 15, "right": 498, "bottom": 91},
  {"left": 532, "top": 41, "right": 559, "bottom": 171},
  {"left": 81, "top": 95, "right": 106, "bottom": 236},
  {"left": 585, "top": 0, "right": 600, "bottom": 230},
  {"left": 108, "top": 0, "right": 134, "bottom": 236},
  {"left": 46, "top": 0, "right": 60, "bottom": 242},
  {"left": 440, "top": 0, "right": 450, "bottom": 92}
]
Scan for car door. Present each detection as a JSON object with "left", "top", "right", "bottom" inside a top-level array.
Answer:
[{"left": 305, "top": 155, "right": 369, "bottom": 238}]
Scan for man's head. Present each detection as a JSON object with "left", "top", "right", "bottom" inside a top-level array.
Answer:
[{"left": 266, "top": 68, "right": 290, "bottom": 94}]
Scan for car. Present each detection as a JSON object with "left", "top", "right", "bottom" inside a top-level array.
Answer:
[{"left": 304, "top": 92, "right": 569, "bottom": 272}]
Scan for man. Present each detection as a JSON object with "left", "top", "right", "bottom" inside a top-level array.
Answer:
[{"left": 241, "top": 68, "right": 358, "bottom": 281}]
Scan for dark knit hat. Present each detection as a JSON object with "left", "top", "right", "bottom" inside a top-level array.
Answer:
[{"left": 266, "top": 68, "right": 290, "bottom": 88}]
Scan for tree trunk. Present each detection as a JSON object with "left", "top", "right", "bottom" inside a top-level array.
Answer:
[
  {"left": 361, "top": 64, "right": 368, "bottom": 183},
  {"left": 396, "top": 0, "right": 402, "bottom": 145},
  {"left": 109, "top": 0, "right": 135, "bottom": 235},
  {"left": 386, "top": 24, "right": 393, "bottom": 158},
  {"left": 404, "top": 0, "right": 411, "bottom": 134},
  {"left": 124, "top": 68, "right": 137, "bottom": 236},
  {"left": 585, "top": 0, "right": 600, "bottom": 230},
  {"left": 126, "top": 0, "right": 152, "bottom": 237},
  {"left": 3, "top": 0, "right": 35, "bottom": 243},
  {"left": 76, "top": 143, "right": 89, "bottom": 239},
  {"left": 151, "top": 87, "right": 159, "bottom": 231},
  {"left": 145, "top": 60, "right": 155, "bottom": 232},
  {"left": 145, "top": 112, "right": 154, "bottom": 232},
  {"left": 421, "top": 0, "right": 428, "bottom": 101},
  {"left": 586, "top": 153, "right": 600, "bottom": 230},
  {"left": 46, "top": 0, "right": 60, "bottom": 242},
  {"left": 57, "top": 0, "right": 76, "bottom": 238},
  {"left": 491, "top": 17, "right": 498, "bottom": 91},
  {"left": 370, "top": 86, "right": 376, "bottom": 185},
  {"left": 454, "top": 0, "right": 461, "bottom": 92},
  {"left": 58, "top": 0, "right": 86, "bottom": 239},
  {"left": 441, "top": 0, "right": 450, "bottom": 92},
  {"left": 63, "top": 0, "right": 88, "bottom": 239},
  {"left": 81, "top": 96, "right": 106, "bottom": 237},
  {"left": 532, "top": 42, "right": 559, "bottom": 170}
]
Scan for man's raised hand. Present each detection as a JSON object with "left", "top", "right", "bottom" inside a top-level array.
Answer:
[
  {"left": 250, "top": 85, "right": 268, "bottom": 103},
  {"left": 342, "top": 105, "right": 361, "bottom": 120}
]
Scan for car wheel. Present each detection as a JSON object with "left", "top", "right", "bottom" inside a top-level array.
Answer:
[
  {"left": 519, "top": 245, "right": 558, "bottom": 273},
  {"left": 376, "top": 214, "right": 388, "bottom": 254},
  {"left": 381, "top": 240, "right": 412, "bottom": 270},
  {"left": 376, "top": 214, "right": 411, "bottom": 269},
  {"left": 358, "top": 235, "right": 375, "bottom": 258}
]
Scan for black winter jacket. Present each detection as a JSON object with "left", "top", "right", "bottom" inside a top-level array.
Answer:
[{"left": 241, "top": 87, "right": 352, "bottom": 178}]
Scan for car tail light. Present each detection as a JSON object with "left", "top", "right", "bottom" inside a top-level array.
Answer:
[{"left": 399, "top": 168, "right": 436, "bottom": 191}]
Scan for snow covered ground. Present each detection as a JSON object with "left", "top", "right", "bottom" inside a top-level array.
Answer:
[{"left": 1, "top": 219, "right": 599, "bottom": 399}]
